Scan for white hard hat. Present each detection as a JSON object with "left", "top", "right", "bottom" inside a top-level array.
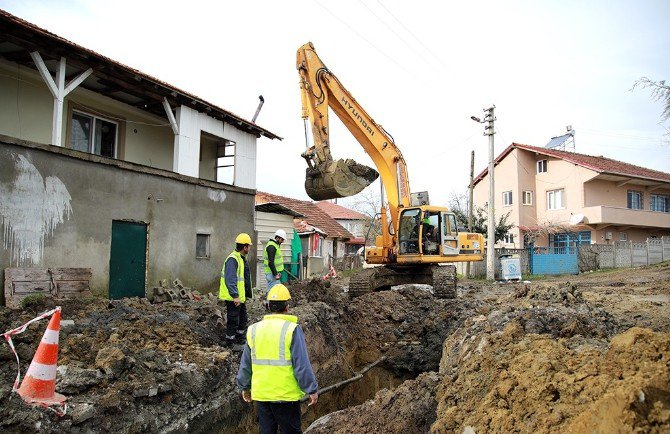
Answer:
[{"left": 274, "top": 229, "right": 287, "bottom": 240}]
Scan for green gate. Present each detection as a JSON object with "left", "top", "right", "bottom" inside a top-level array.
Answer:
[{"left": 109, "top": 220, "right": 147, "bottom": 299}]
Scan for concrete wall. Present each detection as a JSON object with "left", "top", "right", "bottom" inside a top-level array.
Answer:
[{"left": 0, "top": 138, "right": 255, "bottom": 301}]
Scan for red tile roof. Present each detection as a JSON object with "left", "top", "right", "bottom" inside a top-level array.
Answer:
[
  {"left": 473, "top": 143, "right": 670, "bottom": 186},
  {"left": 315, "top": 201, "right": 367, "bottom": 220},
  {"left": 256, "top": 192, "right": 354, "bottom": 239}
]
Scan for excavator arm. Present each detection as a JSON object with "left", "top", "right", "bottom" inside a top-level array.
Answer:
[{"left": 297, "top": 42, "right": 411, "bottom": 233}]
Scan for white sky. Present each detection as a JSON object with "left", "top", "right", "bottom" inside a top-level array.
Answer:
[{"left": 2, "top": 0, "right": 669, "bottom": 208}]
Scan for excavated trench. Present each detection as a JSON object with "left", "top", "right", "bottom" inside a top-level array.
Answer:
[{"left": 2, "top": 268, "right": 668, "bottom": 433}]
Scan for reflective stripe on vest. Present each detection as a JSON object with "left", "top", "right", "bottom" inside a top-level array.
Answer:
[
  {"left": 263, "top": 239, "right": 284, "bottom": 274},
  {"left": 219, "top": 250, "right": 246, "bottom": 303},
  {"left": 247, "top": 314, "right": 303, "bottom": 402}
]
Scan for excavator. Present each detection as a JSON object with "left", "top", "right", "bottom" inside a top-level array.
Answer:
[{"left": 297, "top": 42, "right": 484, "bottom": 298}]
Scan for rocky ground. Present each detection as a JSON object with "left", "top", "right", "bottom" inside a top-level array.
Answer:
[{"left": 0, "top": 262, "right": 668, "bottom": 433}]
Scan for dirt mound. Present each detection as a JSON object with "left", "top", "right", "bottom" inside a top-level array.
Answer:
[
  {"left": 306, "top": 371, "right": 441, "bottom": 434},
  {"left": 287, "top": 278, "right": 346, "bottom": 309},
  {"left": 433, "top": 326, "right": 670, "bottom": 433}
]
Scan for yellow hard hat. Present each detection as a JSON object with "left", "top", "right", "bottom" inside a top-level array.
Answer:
[
  {"left": 267, "top": 284, "right": 291, "bottom": 301},
  {"left": 235, "top": 233, "right": 252, "bottom": 245}
]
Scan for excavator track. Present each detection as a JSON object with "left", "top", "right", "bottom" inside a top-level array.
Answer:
[
  {"left": 348, "top": 265, "right": 455, "bottom": 299},
  {"left": 431, "top": 265, "right": 457, "bottom": 299}
]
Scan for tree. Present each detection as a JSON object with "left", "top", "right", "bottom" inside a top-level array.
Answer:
[
  {"left": 348, "top": 186, "right": 383, "bottom": 244},
  {"left": 447, "top": 192, "right": 513, "bottom": 243},
  {"left": 633, "top": 77, "right": 670, "bottom": 122}
]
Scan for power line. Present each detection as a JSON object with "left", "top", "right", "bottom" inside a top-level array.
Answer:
[
  {"left": 356, "top": 0, "right": 440, "bottom": 75},
  {"left": 376, "top": 0, "right": 447, "bottom": 71}
]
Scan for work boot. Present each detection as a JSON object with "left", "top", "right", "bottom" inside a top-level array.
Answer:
[
  {"left": 224, "top": 336, "right": 236, "bottom": 347},
  {"left": 235, "top": 332, "right": 246, "bottom": 344}
]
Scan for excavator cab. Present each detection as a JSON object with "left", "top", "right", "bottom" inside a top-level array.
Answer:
[{"left": 397, "top": 208, "right": 460, "bottom": 256}]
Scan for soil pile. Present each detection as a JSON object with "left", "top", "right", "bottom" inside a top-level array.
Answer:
[{"left": 1, "top": 263, "right": 668, "bottom": 433}]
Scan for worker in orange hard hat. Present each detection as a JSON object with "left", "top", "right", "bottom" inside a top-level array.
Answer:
[{"left": 220, "top": 233, "right": 253, "bottom": 347}]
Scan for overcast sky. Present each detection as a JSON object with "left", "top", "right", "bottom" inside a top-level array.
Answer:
[{"left": 2, "top": 0, "right": 669, "bottom": 208}]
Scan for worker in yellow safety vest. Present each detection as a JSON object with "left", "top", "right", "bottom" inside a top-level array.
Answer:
[
  {"left": 263, "top": 229, "right": 287, "bottom": 294},
  {"left": 236, "top": 284, "right": 318, "bottom": 433},
  {"left": 220, "top": 233, "right": 253, "bottom": 347}
]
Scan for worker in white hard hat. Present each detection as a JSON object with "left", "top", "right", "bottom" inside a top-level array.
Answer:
[
  {"left": 263, "top": 229, "right": 287, "bottom": 297},
  {"left": 236, "top": 284, "right": 318, "bottom": 433},
  {"left": 219, "top": 233, "right": 253, "bottom": 347}
]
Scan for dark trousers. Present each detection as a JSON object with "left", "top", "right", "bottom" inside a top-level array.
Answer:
[
  {"left": 257, "top": 401, "right": 302, "bottom": 434},
  {"left": 225, "top": 301, "right": 248, "bottom": 338}
]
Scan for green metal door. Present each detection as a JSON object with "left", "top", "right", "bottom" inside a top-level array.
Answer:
[{"left": 109, "top": 220, "right": 147, "bottom": 299}]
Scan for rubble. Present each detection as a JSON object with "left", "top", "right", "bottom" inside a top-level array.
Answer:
[{"left": 0, "top": 264, "right": 668, "bottom": 433}]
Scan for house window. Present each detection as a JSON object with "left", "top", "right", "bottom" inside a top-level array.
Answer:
[
  {"left": 650, "top": 194, "right": 670, "bottom": 212},
  {"left": 503, "top": 233, "right": 514, "bottom": 244},
  {"left": 70, "top": 110, "right": 118, "bottom": 157},
  {"left": 216, "top": 140, "right": 236, "bottom": 184},
  {"left": 196, "top": 233, "right": 210, "bottom": 258},
  {"left": 547, "top": 189, "right": 565, "bottom": 210},
  {"left": 619, "top": 232, "right": 628, "bottom": 241},
  {"left": 522, "top": 191, "right": 533, "bottom": 205},
  {"left": 537, "top": 160, "right": 547, "bottom": 173},
  {"left": 627, "top": 190, "right": 644, "bottom": 210},
  {"left": 502, "top": 191, "right": 513, "bottom": 206}
]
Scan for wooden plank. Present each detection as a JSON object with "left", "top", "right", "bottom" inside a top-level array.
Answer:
[
  {"left": 4, "top": 267, "right": 92, "bottom": 309},
  {"left": 55, "top": 280, "right": 91, "bottom": 296}
]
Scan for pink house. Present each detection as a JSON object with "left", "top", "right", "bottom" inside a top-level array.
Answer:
[{"left": 473, "top": 143, "right": 670, "bottom": 250}]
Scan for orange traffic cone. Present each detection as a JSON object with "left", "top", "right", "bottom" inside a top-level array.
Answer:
[{"left": 17, "top": 307, "right": 66, "bottom": 406}]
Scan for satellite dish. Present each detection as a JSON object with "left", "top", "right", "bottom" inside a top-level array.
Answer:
[{"left": 570, "top": 214, "right": 585, "bottom": 225}]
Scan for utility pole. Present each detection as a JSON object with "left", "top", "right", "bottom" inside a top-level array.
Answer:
[
  {"left": 484, "top": 106, "right": 496, "bottom": 280},
  {"left": 471, "top": 106, "right": 496, "bottom": 280},
  {"left": 466, "top": 150, "right": 474, "bottom": 278}
]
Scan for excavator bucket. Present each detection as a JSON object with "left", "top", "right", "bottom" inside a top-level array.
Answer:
[{"left": 305, "top": 159, "right": 379, "bottom": 201}]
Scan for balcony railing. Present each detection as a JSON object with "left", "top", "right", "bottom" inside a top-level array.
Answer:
[{"left": 581, "top": 206, "right": 670, "bottom": 228}]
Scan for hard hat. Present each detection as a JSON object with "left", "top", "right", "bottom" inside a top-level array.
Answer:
[
  {"left": 274, "top": 229, "right": 287, "bottom": 240},
  {"left": 267, "top": 284, "right": 291, "bottom": 301},
  {"left": 235, "top": 233, "right": 252, "bottom": 245}
]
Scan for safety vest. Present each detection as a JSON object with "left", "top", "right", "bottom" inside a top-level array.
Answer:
[
  {"left": 219, "top": 250, "right": 246, "bottom": 303},
  {"left": 263, "top": 239, "right": 284, "bottom": 274},
  {"left": 247, "top": 314, "right": 304, "bottom": 402}
]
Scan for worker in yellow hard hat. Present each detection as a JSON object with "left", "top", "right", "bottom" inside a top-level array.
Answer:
[
  {"left": 219, "top": 233, "right": 253, "bottom": 347},
  {"left": 236, "top": 284, "right": 319, "bottom": 433}
]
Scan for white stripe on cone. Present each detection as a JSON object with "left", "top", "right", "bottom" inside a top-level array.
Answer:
[
  {"left": 41, "top": 329, "right": 59, "bottom": 345},
  {"left": 25, "top": 361, "right": 57, "bottom": 381}
]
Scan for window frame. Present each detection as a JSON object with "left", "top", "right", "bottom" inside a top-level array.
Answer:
[
  {"left": 627, "top": 190, "right": 644, "bottom": 210},
  {"left": 522, "top": 190, "right": 533, "bottom": 205},
  {"left": 70, "top": 109, "right": 119, "bottom": 158},
  {"left": 619, "top": 232, "right": 628, "bottom": 241},
  {"left": 502, "top": 190, "right": 513, "bottom": 206},
  {"left": 650, "top": 194, "right": 670, "bottom": 213},
  {"left": 196, "top": 233, "right": 211, "bottom": 259},
  {"left": 537, "top": 159, "right": 547, "bottom": 173},
  {"left": 547, "top": 188, "right": 565, "bottom": 210}
]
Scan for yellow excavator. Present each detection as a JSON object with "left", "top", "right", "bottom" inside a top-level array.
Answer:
[{"left": 297, "top": 42, "right": 484, "bottom": 298}]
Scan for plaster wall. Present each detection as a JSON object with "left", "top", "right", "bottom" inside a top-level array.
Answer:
[
  {"left": 0, "top": 59, "right": 175, "bottom": 170},
  {"left": 0, "top": 139, "right": 255, "bottom": 300}
]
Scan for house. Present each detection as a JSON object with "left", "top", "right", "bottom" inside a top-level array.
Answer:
[
  {"left": 472, "top": 143, "right": 670, "bottom": 251},
  {"left": 256, "top": 192, "right": 355, "bottom": 277},
  {"left": 315, "top": 201, "right": 368, "bottom": 254},
  {"left": 0, "top": 10, "right": 280, "bottom": 301},
  {"left": 254, "top": 202, "right": 304, "bottom": 294}
]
